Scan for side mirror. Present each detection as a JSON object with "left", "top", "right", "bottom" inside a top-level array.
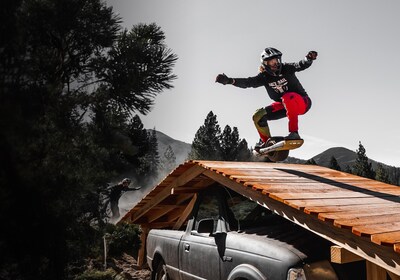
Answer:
[{"left": 197, "top": 218, "right": 214, "bottom": 234}]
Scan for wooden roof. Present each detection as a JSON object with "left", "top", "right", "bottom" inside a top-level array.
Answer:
[{"left": 120, "top": 160, "right": 400, "bottom": 275}]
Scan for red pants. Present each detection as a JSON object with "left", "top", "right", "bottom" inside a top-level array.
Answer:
[{"left": 253, "top": 92, "right": 311, "bottom": 142}]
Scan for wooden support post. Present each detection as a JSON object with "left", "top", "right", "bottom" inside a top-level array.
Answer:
[
  {"left": 366, "top": 261, "right": 387, "bottom": 280},
  {"left": 331, "top": 246, "right": 364, "bottom": 264},
  {"left": 137, "top": 226, "right": 149, "bottom": 268},
  {"left": 388, "top": 271, "right": 400, "bottom": 280},
  {"left": 173, "top": 194, "right": 197, "bottom": 230}
]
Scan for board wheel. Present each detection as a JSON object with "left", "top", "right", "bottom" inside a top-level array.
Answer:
[{"left": 266, "top": 137, "right": 289, "bottom": 162}]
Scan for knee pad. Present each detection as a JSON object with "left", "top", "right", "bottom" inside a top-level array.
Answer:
[{"left": 252, "top": 108, "right": 269, "bottom": 127}]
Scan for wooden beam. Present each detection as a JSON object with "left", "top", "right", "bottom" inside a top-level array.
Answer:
[
  {"left": 173, "top": 194, "right": 197, "bottom": 230},
  {"left": 388, "top": 271, "right": 400, "bottom": 280},
  {"left": 147, "top": 205, "right": 177, "bottom": 223},
  {"left": 203, "top": 169, "right": 400, "bottom": 276},
  {"left": 137, "top": 226, "right": 149, "bottom": 268},
  {"left": 128, "top": 165, "right": 205, "bottom": 223},
  {"left": 331, "top": 246, "right": 364, "bottom": 264},
  {"left": 366, "top": 261, "right": 387, "bottom": 280}
]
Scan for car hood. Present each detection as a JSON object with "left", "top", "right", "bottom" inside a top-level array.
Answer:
[{"left": 226, "top": 221, "right": 331, "bottom": 264}]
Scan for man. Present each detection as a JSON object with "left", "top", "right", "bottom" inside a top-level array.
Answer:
[
  {"left": 107, "top": 178, "right": 140, "bottom": 220},
  {"left": 215, "top": 47, "right": 318, "bottom": 151}
]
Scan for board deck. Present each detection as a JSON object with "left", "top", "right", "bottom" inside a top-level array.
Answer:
[{"left": 258, "top": 139, "right": 304, "bottom": 155}]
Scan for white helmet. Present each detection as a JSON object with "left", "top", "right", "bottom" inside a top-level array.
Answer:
[
  {"left": 260, "top": 47, "right": 282, "bottom": 62},
  {"left": 260, "top": 47, "right": 282, "bottom": 75}
]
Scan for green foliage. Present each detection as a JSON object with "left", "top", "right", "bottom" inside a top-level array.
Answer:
[
  {"left": 236, "top": 139, "right": 252, "bottom": 162},
  {"left": 189, "top": 111, "right": 222, "bottom": 160},
  {"left": 220, "top": 125, "right": 239, "bottom": 160},
  {"left": 162, "top": 145, "right": 177, "bottom": 175},
  {"left": 96, "top": 23, "right": 177, "bottom": 115},
  {"left": 189, "top": 111, "right": 252, "bottom": 161},
  {"left": 344, "top": 165, "right": 353, "bottom": 174},
  {"left": 375, "top": 163, "right": 390, "bottom": 184},
  {"left": 105, "top": 223, "right": 142, "bottom": 258},
  {"left": 0, "top": 0, "right": 177, "bottom": 279},
  {"left": 75, "top": 269, "right": 116, "bottom": 280},
  {"left": 353, "top": 141, "right": 375, "bottom": 179},
  {"left": 329, "top": 156, "right": 341, "bottom": 171},
  {"left": 305, "top": 158, "right": 317, "bottom": 165}
]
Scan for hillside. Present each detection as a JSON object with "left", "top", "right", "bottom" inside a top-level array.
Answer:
[
  {"left": 298, "top": 147, "right": 399, "bottom": 186},
  {"left": 311, "top": 147, "right": 357, "bottom": 168},
  {"left": 152, "top": 130, "right": 192, "bottom": 165}
]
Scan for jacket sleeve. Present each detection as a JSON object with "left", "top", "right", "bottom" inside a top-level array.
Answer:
[
  {"left": 285, "top": 58, "right": 313, "bottom": 73},
  {"left": 231, "top": 73, "right": 265, "bottom": 89}
]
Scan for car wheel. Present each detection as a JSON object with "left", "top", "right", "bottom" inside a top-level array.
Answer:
[{"left": 154, "top": 260, "right": 168, "bottom": 280}]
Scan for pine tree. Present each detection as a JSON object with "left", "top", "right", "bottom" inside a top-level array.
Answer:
[
  {"left": 329, "top": 156, "right": 341, "bottom": 171},
  {"left": 126, "top": 115, "right": 150, "bottom": 166},
  {"left": 0, "top": 1, "right": 177, "bottom": 278},
  {"left": 237, "top": 139, "right": 252, "bottom": 162},
  {"left": 162, "top": 145, "right": 177, "bottom": 175},
  {"left": 189, "top": 111, "right": 221, "bottom": 160},
  {"left": 140, "top": 128, "right": 161, "bottom": 184},
  {"left": 375, "top": 163, "right": 390, "bottom": 184},
  {"left": 220, "top": 125, "right": 240, "bottom": 161},
  {"left": 306, "top": 158, "right": 317, "bottom": 165},
  {"left": 344, "top": 165, "right": 353, "bottom": 174},
  {"left": 353, "top": 141, "right": 375, "bottom": 179}
]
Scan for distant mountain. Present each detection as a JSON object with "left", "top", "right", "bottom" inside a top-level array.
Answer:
[
  {"left": 297, "top": 147, "right": 400, "bottom": 186},
  {"left": 311, "top": 147, "right": 357, "bottom": 168},
  {"left": 309, "top": 147, "right": 399, "bottom": 170},
  {"left": 151, "top": 130, "right": 192, "bottom": 164}
]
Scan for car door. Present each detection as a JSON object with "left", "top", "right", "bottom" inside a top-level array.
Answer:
[{"left": 179, "top": 191, "right": 221, "bottom": 280}]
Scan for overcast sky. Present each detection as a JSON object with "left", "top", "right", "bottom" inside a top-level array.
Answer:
[{"left": 106, "top": 0, "right": 400, "bottom": 167}]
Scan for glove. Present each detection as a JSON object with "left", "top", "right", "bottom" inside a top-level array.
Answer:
[
  {"left": 306, "top": 51, "right": 318, "bottom": 61},
  {"left": 215, "top": 73, "right": 234, "bottom": 85}
]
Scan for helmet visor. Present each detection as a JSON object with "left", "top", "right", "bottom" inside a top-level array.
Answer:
[{"left": 263, "top": 57, "right": 281, "bottom": 73}]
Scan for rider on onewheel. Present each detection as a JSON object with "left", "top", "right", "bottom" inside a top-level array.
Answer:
[{"left": 215, "top": 47, "right": 318, "bottom": 152}]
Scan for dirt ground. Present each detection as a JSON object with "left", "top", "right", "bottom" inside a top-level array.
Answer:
[{"left": 111, "top": 253, "right": 151, "bottom": 280}]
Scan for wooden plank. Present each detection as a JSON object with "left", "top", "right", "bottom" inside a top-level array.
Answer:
[
  {"left": 269, "top": 192, "right": 374, "bottom": 202},
  {"left": 331, "top": 246, "right": 364, "bottom": 263},
  {"left": 371, "top": 231, "right": 400, "bottom": 246},
  {"left": 352, "top": 222, "right": 400, "bottom": 237},
  {"left": 146, "top": 205, "right": 177, "bottom": 223},
  {"left": 304, "top": 203, "right": 400, "bottom": 215},
  {"left": 318, "top": 207, "right": 400, "bottom": 223},
  {"left": 334, "top": 214, "right": 400, "bottom": 229},
  {"left": 173, "top": 194, "right": 197, "bottom": 230},
  {"left": 284, "top": 197, "right": 390, "bottom": 211}
]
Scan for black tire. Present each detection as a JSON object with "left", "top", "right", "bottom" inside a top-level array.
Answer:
[
  {"left": 153, "top": 260, "right": 168, "bottom": 280},
  {"left": 266, "top": 137, "right": 289, "bottom": 162}
]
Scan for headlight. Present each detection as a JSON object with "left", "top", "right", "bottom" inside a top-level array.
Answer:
[{"left": 287, "top": 268, "right": 306, "bottom": 280}]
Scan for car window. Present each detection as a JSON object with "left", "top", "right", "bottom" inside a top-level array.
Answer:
[
  {"left": 194, "top": 192, "right": 220, "bottom": 231},
  {"left": 225, "top": 188, "right": 274, "bottom": 229}
]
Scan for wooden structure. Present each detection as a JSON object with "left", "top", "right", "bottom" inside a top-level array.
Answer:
[{"left": 120, "top": 160, "right": 400, "bottom": 278}]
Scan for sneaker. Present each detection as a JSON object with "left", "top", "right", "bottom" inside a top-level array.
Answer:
[
  {"left": 254, "top": 139, "right": 267, "bottom": 152},
  {"left": 285, "top": 132, "right": 301, "bottom": 140}
]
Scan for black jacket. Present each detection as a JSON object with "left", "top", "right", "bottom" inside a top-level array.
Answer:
[
  {"left": 108, "top": 184, "right": 138, "bottom": 201},
  {"left": 232, "top": 59, "right": 313, "bottom": 102}
]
